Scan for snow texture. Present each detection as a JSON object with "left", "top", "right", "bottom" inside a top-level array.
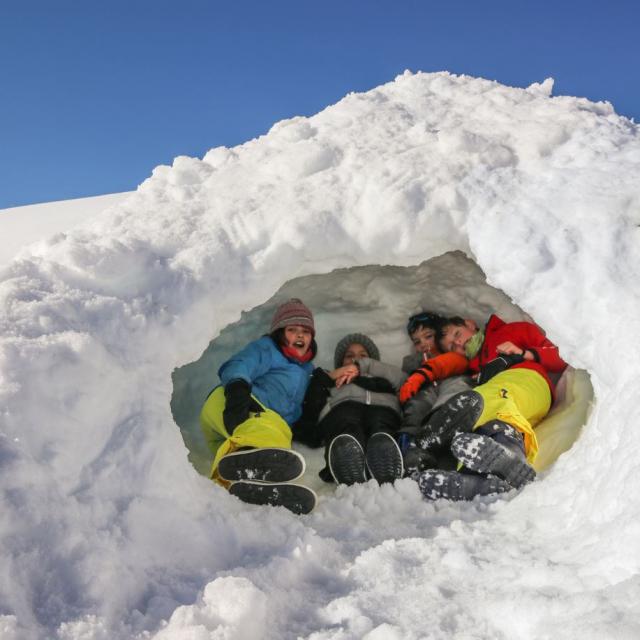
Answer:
[
  {"left": 0, "top": 193, "right": 131, "bottom": 268},
  {"left": 0, "top": 70, "right": 639, "bottom": 639}
]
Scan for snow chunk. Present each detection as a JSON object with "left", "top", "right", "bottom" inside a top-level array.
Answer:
[
  {"left": 152, "top": 577, "right": 268, "bottom": 640},
  {"left": 527, "top": 77, "right": 554, "bottom": 97}
]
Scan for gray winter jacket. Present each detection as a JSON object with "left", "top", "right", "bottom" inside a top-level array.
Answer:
[{"left": 317, "top": 357, "right": 407, "bottom": 422}]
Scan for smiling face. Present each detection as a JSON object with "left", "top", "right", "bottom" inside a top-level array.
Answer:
[
  {"left": 284, "top": 325, "right": 313, "bottom": 357},
  {"left": 439, "top": 320, "right": 478, "bottom": 355},
  {"left": 410, "top": 325, "right": 441, "bottom": 357},
  {"left": 341, "top": 342, "right": 370, "bottom": 366}
]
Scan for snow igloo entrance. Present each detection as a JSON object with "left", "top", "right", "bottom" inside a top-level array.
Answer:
[{"left": 170, "top": 250, "right": 593, "bottom": 492}]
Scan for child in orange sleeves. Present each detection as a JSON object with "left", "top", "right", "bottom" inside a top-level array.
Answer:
[{"left": 396, "top": 312, "right": 471, "bottom": 475}]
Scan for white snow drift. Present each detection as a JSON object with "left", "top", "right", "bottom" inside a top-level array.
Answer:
[
  {"left": 0, "top": 71, "right": 639, "bottom": 640},
  {"left": 0, "top": 192, "right": 131, "bottom": 268}
]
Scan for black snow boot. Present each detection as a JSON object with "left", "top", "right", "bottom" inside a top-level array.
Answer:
[
  {"left": 402, "top": 444, "right": 439, "bottom": 477},
  {"left": 416, "top": 469, "right": 511, "bottom": 501},
  {"left": 365, "top": 432, "right": 403, "bottom": 484},
  {"left": 416, "top": 390, "right": 484, "bottom": 451},
  {"left": 451, "top": 420, "right": 536, "bottom": 489},
  {"left": 328, "top": 434, "right": 367, "bottom": 485},
  {"left": 399, "top": 433, "right": 458, "bottom": 477},
  {"left": 229, "top": 481, "right": 317, "bottom": 515},
  {"left": 217, "top": 447, "right": 305, "bottom": 483},
  {"left": 318, "top": 465, "right": 335, "bottom": 483}
]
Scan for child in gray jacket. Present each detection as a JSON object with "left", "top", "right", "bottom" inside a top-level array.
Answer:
[{"left": 294, "top": 333, "right": 406, "bottom": 485}]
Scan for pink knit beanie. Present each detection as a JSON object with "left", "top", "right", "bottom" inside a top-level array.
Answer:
[{"left": 270, "top": 298, "right": 315, "bottom": 335}]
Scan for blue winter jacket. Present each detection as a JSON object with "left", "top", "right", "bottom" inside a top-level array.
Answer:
[{"left": 218, "top": 336, "right": 314, "bottom": 425}]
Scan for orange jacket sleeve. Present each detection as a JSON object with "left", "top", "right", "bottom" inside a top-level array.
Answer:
[
  {"left": 398, "top": 352, "right": 469, "bottom": 404},
  {"left": 421, "top": 351, "right": 469, "bottom": 382}
]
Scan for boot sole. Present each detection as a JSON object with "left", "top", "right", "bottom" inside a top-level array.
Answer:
[
  {"left": 328, "top": 434, "right": 367, "bottom": 485},
  {"left": 365, "top": 432, "right": 404, "bottom": 484},
  {"left": 218, "top": 448, "right": 305, "bottom": 483},
  {"left": 417, "top": 469, "right": 510, "bottom": 501},
  {"left": 451, "top": 433, "right": 536, "bottom": 489},
  {"left": 229, "top": 481, "right": 316, "bottom": 515},
  {"left": 418, "top": 390, "right": 484, "bottom": 449}
]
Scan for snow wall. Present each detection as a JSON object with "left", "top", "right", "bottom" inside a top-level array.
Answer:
[{"left": 0, "top": 71, "right": 639, "bottom": 639}]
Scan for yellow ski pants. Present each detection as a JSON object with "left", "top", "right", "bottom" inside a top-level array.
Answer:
[
  {"left": 199, "top": 386, "right": 293, "bottom": 484},
  {"left": 473, "top": 368, "right": 551, "bottom": 463}
]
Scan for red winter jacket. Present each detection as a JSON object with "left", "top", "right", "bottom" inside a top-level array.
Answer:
[{"left": 468, "top": 315, "right": 567, "bottom": 396}]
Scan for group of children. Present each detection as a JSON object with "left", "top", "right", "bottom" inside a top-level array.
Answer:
[{"left": 199, "top": 298, "right": 567, "bottom": 514}]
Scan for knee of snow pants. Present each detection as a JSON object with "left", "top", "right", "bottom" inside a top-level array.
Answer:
[
  {"left": 320, "top": 401, "right": 367, "bottom": 450},
  {"left": 363, "top": 404, "right": 401, "bottom": 438},
  {"left": 473, "top": 368, "right": 551, "bottom": 463},
  {"left": 401, "top": 388, "right": 436, "bottom": 432},
  {"left": 199, "top": 386, "right": 293, "bottom": 484},
  {"left": 430, "top": 375, "right": 474, "bottom": 413},
  {"left": 402, "top": 377, "right": 474, "bottom": 434}
]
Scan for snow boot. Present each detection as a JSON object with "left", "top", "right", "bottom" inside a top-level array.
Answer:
[
  {"left": 229, "top": 481, "right": 316, "bottom": 515},
  {"left": 328, "top": 434, "right": 367, "bottom": 485},
  {"left": 416, "top": 469, "right": 511, "bottom": 501},
  {"left": 217, "top": 447, "right": 305, "bottom": 483},
  {"left": 365, "top": 432, "right": 403, "bottom": 484},
  {"left": 451, "top": 421, "right": 536, "bottom": 489},
  {"left": 402, "top": 446, "right": 440, "bottom": 477},
  {"left": 318, "top": 465, "right": 335, "bottom": 483},
  {"left": 400, "top": 434, "right": 458, "bottom": 477},
  {"left": 416, "top": 390, "right": 484, "bottom": 450}
]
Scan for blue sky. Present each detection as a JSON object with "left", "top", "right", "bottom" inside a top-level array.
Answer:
[{"left": 1, "top": 0, "right": 638, "bottom": 209}]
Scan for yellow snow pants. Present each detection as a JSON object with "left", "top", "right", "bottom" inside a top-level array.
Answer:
[
  {"left": 199, "top": 386, "right": 293, "bottom": 485},
  {"left": 473, "top": 368, "right": 551, "bottom": 463}
]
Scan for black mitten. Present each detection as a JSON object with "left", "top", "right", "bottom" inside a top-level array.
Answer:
[
  {"left": 223, "top": 380, "right": 252, "bottom": 434},
  {"left": 476, "top": 353, "right": 525, "bottom": 385}
]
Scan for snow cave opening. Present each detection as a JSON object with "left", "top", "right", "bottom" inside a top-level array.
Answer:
[{"left": 170, "top": 250, "right": 593, "bottom": 490}]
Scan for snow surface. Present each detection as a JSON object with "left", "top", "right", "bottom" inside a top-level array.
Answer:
[
  {"left": 1, "top": 70, "right": 639, "bottom": 639},
  {"left": 0, "top": 193, "right": 132, "bottom": 268}
]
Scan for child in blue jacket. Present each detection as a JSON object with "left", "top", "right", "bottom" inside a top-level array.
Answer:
[{"left": 200, "top": 298, "right": 317, "bottom": 513}]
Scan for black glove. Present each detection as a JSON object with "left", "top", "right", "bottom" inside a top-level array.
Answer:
[
  {"left": 476, "top": 353, "right": 525, "bottom": 385},
  {"left": 223, "top": 380, "right": 261, "bottom": 434}
]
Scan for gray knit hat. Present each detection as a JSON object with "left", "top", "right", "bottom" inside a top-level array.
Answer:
[
  {"left": 334, "top": 333, "right": 380, "bottom": 368},
  {"left": 270, "top": 298, "right": 315, "bottom": 335}
]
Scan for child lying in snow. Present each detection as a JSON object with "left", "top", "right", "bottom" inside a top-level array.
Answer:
[
  {"left": 396, "top": 311, "right": 473, "bottom": 474},
  {"left": 293, "top": 333, "right": 406, "bottom": 485},
  {"left": 409, "top": 314, "right": 567, "bottom": 501},
  {"left": 199, "top": 298, "right": 318, "bottom": 514}
]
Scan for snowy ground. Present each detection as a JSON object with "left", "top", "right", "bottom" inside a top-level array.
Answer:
[
  {"left": 0, "top": 192, "right": 131, "bottom": 268},
  {"left": 0, "top": 71, "right": 639, "bottom": 640}
]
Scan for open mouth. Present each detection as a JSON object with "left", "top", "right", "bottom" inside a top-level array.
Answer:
[{"left": 293, "top": 340, "right": 306, "bottom": 349}]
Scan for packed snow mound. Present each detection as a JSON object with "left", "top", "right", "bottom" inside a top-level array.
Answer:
[
  {"left": 0, "top": 70, "right": 639, "bottom": 639},
  {"left": 0, "top": 192, "right": 132, "bottom": 268}
]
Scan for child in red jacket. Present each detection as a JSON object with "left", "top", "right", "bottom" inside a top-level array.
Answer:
[{"left": 412, "top": 314, "right": 567, "bottom": 501}]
